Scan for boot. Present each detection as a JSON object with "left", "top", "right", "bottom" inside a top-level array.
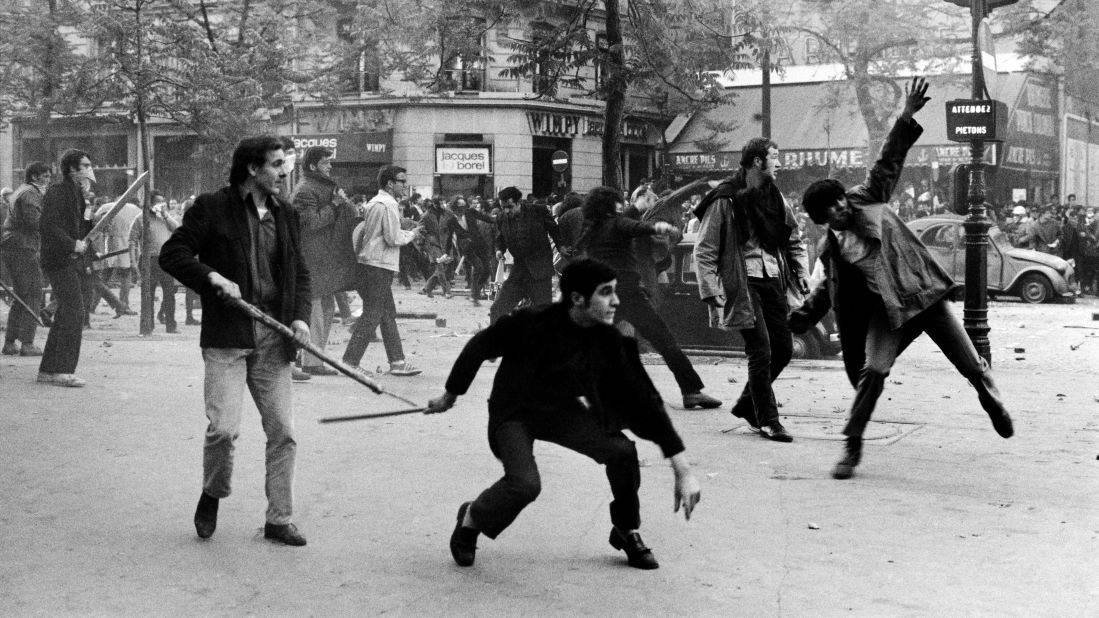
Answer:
[{"left": 832, "top": 437, "right": 862, "bottom": 480}]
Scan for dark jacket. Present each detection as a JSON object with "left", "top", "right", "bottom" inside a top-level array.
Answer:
[
  {"left": 557, "top": 204, "right": 584, "bottom": 249},
  {"left": 159, "top": 185, "right": 311, "bottom": 360},
  {"left": 291, "top": 172, "right": 359, "bottom": 297},
  {"left": 446, "top": 208, "right": 495, "bottom": 257},
  {"left": 39, "top": 179, "right": 88, "bottom": 272},
  {"left": 419, "top": 206, "right": 456, "bottom": 258},
  {"left": 579, "top": 213, "right": 661, "bottom": 287},
  {"left": 792, "top": 116, "right": 961, "bottom": 337},
  {"left": 496, "top": 203, "right": 562, "bottom": 281},
  {"left": 444, "top": 302, "right": 685, "bottom": 458},
  {"left": 693, "top": 171, "right": 808, "bottom": 330},
  {"left": 0, "top": 183, "right": 45, "bottom": 252}
]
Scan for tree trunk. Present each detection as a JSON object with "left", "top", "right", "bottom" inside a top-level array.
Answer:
[{"left": 601, "top": 0, "right": 625, "bottom": 190}]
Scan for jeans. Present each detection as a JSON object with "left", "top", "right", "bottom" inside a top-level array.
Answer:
[
  {"left": 343, "top": 265, "right": 404, "bottom": 367},
  {"left": 843, "top": 298, "right": 1005, "bottom": 438},
  {"left": 2, "top": 248, "right": 43, "bottom": 346},
  {"left": 614, "top": 281, "right": 704, "bottom": 395},
  {"left": 731, "top": 277, "right": 792, "bottom": 426},
  {"left": 40, "top": 264, "right": 85, "bottom": 375},
  {"left": 201, "top": 323, "right": 296, "bottom": 525},
  {"left": 469, "top": 415, "right": 642, "bottom": 539},
  {"left": 303, "top": 294, "right": 334, "bottom": 368}
]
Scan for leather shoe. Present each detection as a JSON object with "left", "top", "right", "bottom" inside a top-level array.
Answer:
[
  {"left": 264, "top": 522, "right": 307, "bottom": 546},
  {"left": 291, "top": 368, "right": 312, "bottom": 381},
  {"left": 731, "top": 404, "right": 760, "bottom": 430},
  {"left": 194, "top": 492, "right": 219, "bottom": 539},
  {"left": 185, "top": 318, "right": 201, "bottom": 326},
  {"left": 682, "top": 391, "right": 722, "bottom": 409},
  {"left": 302, "top": 365, "right": 338, "bottom": 376},
  {"left": 988, "top": 409, "right": 1014, "bottom": 439},
  {"left": 19, "top": 344, "right": 43, "bottom": 357},
  {"left": 759, "top": 423, "right": 793, "bottom": 442},
  {"left": 609, "top": 528, "right": 659, "bottom": 570},
  {"left": 2, "top": 342, "right": 19, "bottom": 355},
  {"left": 450, "top": 502, "right": 479, "bottom": 567},
  {"left": 832, "top": 437, "right": 863, "bottom": 480}
]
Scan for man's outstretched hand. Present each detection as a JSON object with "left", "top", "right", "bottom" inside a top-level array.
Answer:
[
  {"left": 902, "top": 76, "right": 931, "bottom": 120},
  {"left": 426, "top": 391, "right": 457, "bottom": 414}
]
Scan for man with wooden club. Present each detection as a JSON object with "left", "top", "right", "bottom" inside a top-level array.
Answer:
[
  {"left": 426, "top": 258, "right": 702, "bottom": 570},
  {"left": 160, "top": 136, "right": 313, "bottom": 547}
]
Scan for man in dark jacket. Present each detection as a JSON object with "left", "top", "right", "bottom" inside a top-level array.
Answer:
[
  {"left": 1, "top": 161, "right": 51, "bottom": 357},
  {"left": 37, "top": 149, "right": 97, "bottom": 387},
  {"left": 444, "top": 195, "right": 495, "bottom": 306},
  {"left": 581, "top": 186, "right": 721, "bottom": 410},
  {"left": 291, "top": 145, "right": 358, "bottom": 376},
  {"left": 160, "top": 136, "right": 313, "bottom": 547},
  {"left": 791, "top": 78, "right": 1013, "bottom": 480},
  {"left": 488, "top": 186, "right": 564, "bottom": 323},
  {"left": 694, "top": 136, "right": 809, "bottom": 441},
  {"left": 427, "top": 258, "right": 701, "bottom": 570}
]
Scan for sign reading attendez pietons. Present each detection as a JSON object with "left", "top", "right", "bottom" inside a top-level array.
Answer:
[{"left": 945, "top": 99, "right": 1007, "bottom": 143}]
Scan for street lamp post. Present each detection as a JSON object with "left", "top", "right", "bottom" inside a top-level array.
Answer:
[
  {"left": 946, "top": 0, "right": 1019, "bottom": 364},
  {"left": 963, "top": 0, "right": 992, "bottom": 363}
]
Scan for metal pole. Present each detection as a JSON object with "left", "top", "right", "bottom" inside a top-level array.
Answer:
[{"left": 964, "top": 0, "right": 992, "bottom": 363}]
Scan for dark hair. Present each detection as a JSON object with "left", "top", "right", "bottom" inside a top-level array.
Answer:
[
  {"left": 24, "top": 161, "right": 51, "bottom": 183},
  {"left": 59, "top": 149, "right": 90, "bottom": 178},
  {"left": 1067, "top": 193, "right": 1077, "bottom": 201},
  {"left": 377, "top": 165, "right": 406, "bottom": 189},
  {"left": 301, "top": 146, "right": 333, "bottom": 173},
  {"left": 802, "top": 178, "right": 847, "bottom": 224},
  {"left": 449, "top": 194, "right": 467, "bottom": 210},
  {"left": 560, "top": 191, "right": 584, "bottom": 214},
  {"left": 229, "top": 136, "right": 285, "bottom": 186},
  {"left": 498, "top": 186, "right": 522, "bottom": 203},
  {"left": 581, "top": 185, "right": 622, "bottom": 220},
  {"left": 280, "top": 136, "right": 296, "bottom": 153},
  {"left": 150, "top": 190, "right": 166, "bottom": 203},
  {"left": 740, "top": 137, "right": 778, "bottom": 169},
  {"left": 559, "top": 258, "right": 617, "bottom": 303}
]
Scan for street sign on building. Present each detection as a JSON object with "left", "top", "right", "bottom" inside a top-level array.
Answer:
[{"left": 945, "top": 99, "right": 1008, "bottom": 142}]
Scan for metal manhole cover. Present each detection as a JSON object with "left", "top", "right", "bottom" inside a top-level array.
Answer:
[{"left": 723, "top": 414, "right": 924, "bottom": 445}]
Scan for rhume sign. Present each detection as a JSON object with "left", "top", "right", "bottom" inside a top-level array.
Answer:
[{"left": 945, "top": 99, "right": 1008, "bottom": 142}]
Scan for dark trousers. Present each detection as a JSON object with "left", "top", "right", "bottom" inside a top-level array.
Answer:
[
  {"left": 343, "top": 265, "right": 404, "bottom": 366},
  {"left": 84, "top": 270, "right": 129, "bottom": 318},
  {"left": 488, "top": 265, "right": 552, "bottom": 323},
  {"left": 463, "top": 250, "right": 489, "bottom": 300},
  {"left": 40, "top": 264, "right": 85, "bottom": 374},
  {"left": 470, "top": 415, "right": 641, "bottom": 539},
  {"left": 731, "top": 277, "right": 792, "bottom": 426},
  {"left": 842, "top": 297, "right": 1005, "bottom": 438},
  {"left": 615, "top": 282, "right": 704, "bottom": 395},
  {"left": 2, "top": 248, "right": 43, "bottom": 346},
  {"left": 149, "top": 256, "right": 177, "bottom": 328}
]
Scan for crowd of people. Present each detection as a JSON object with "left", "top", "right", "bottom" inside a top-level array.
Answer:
[{"left": 1, "top": 79, "right": 1019, "bottom": 569}]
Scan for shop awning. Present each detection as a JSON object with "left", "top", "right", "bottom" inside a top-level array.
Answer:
[{"left": 668, "top": 74, "right": 1040, "bottom": 174}]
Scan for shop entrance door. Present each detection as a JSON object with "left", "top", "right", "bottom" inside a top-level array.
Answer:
[{"left": 532, "top": 137, "right": 570, "bottom": 199}]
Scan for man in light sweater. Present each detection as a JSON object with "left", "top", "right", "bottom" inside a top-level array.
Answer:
[
  {"left": 140, "top": 191, "right": 182, "bottom": 333},
  {"left": 342, "top": 165, "right": 422, "bottom": 376}
]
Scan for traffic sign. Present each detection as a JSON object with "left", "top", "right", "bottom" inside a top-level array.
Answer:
[
  {"left": 551, "top": 150, "right": 569, "bottom": 172},
  {"left": 945, "top": 99, "right": 1008, "bottom": 142}
]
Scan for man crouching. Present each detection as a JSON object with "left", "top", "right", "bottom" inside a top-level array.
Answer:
[{"left": 426, "top": 258, "right": 701, "bottom": 569}]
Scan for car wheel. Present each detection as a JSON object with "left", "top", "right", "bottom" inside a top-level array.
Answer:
[
  {"left": 1017, "top": 273, "right": 1051, "bottom": 304},
  {"left": 791, "top": 332, "right": 821, "bottom": 360}
]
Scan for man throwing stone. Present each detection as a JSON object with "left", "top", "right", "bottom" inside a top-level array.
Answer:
[
  {"left": 426, "top": 258, "right": 701, "bottom": 570},
  {"left": 791, "top": 78, "right": 1013, "bottom": 479}
]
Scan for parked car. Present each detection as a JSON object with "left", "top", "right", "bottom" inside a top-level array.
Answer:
[
  {"left": 649, "top": 233, "right": 841, "bottom": 360},
  {"left": 907, "top": 215, "right": 1078, "bottom": 304}
]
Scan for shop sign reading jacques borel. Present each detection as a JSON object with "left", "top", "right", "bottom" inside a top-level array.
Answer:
[{"left": 436, "top": 146, "right": 492, "bottom": 175}]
